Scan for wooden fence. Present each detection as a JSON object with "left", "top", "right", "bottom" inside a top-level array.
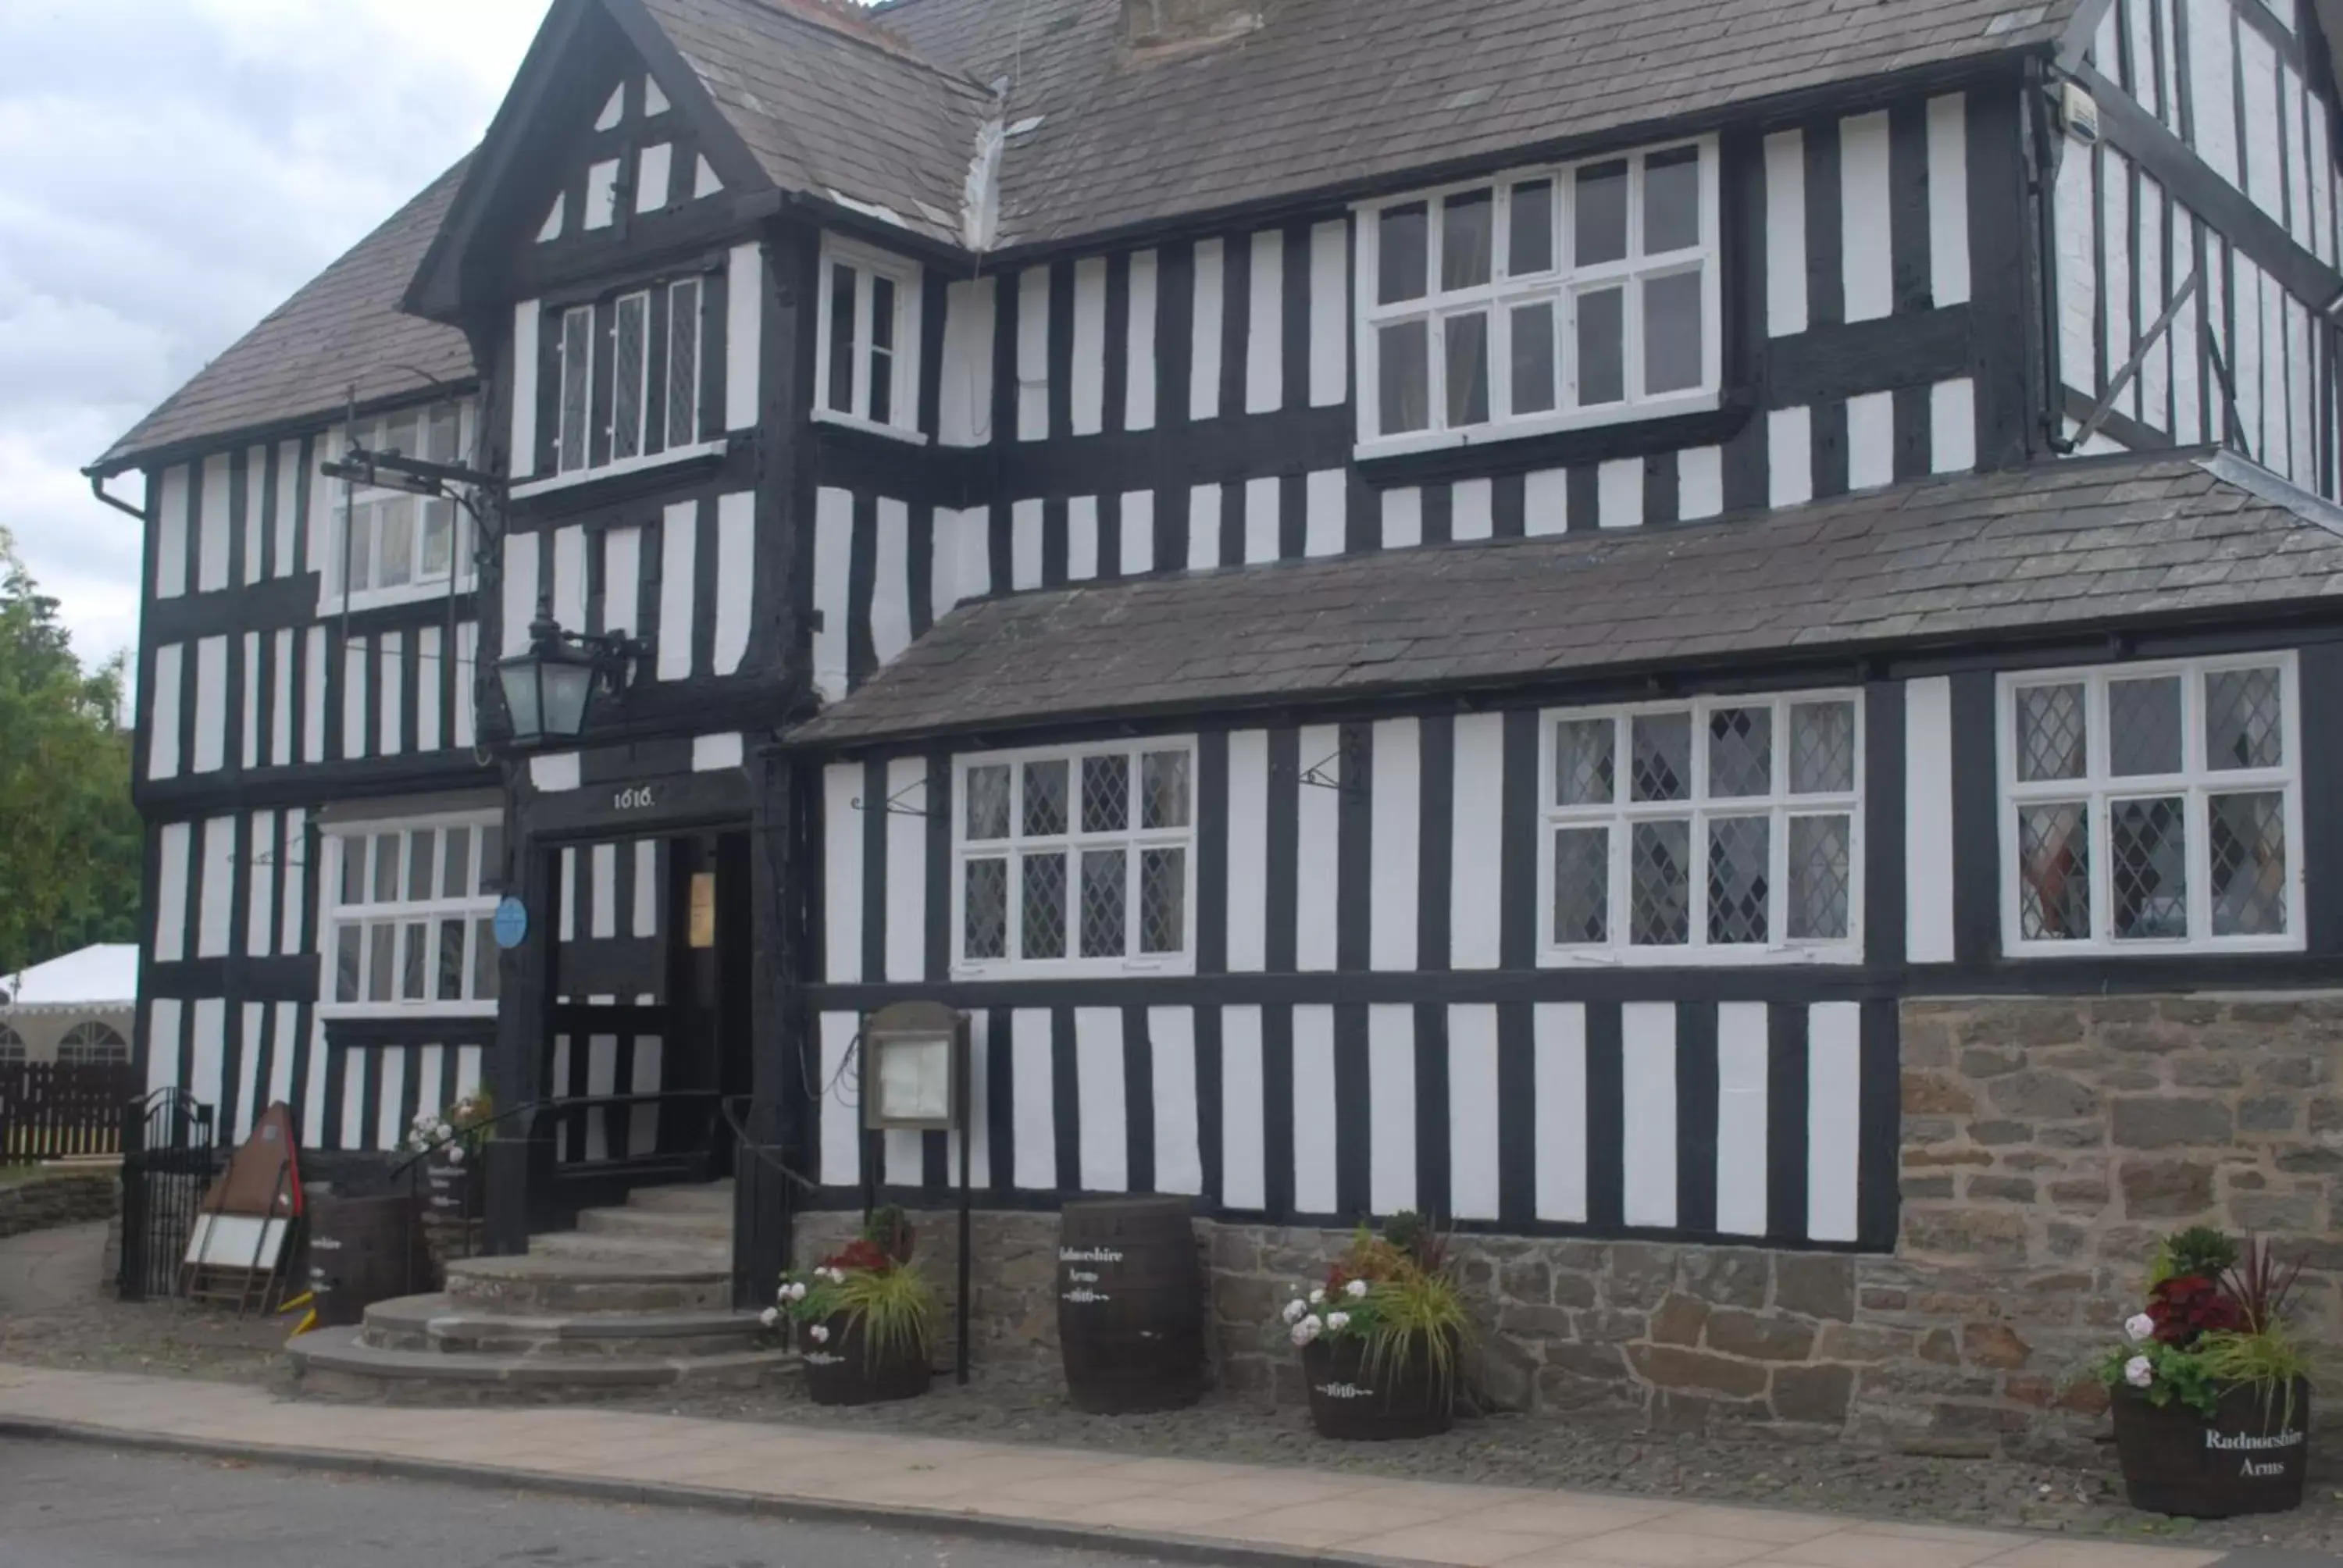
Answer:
[{"left": 2, "top": 1062, "right": 139, "bottom": 1162}]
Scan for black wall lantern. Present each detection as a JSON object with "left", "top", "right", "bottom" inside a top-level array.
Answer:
[{"left": 495, "top": 594, "right": 648, "bottom": 747}]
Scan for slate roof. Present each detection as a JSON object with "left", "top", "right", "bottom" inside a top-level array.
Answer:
[
  {"left": 91, "top": 159, "right": 474, "bottom": 474},
  {"left": 872, "top": 0, "right": 2083, "bottom": 248},
  {"left": 643, "top": 0, "right": 994, "bottom": 245},
  {"left": 789, "top": 452, "right": 2343, "bottom": 747}
]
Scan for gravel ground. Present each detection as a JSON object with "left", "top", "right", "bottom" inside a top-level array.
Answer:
[{"left": 7, "top": 1222, "right": 2343, "bottom": 1556}]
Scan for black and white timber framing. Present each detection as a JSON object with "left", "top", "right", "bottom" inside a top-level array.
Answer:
[{"left": 98, "top": 0, "right": 2343, "bottom": 1276}]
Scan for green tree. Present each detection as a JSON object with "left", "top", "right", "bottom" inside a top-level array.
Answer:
[{"left": 0, "top": 532, "right": 141, "bottom": 980}]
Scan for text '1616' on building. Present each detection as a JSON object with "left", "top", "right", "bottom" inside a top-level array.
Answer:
[{"left": 87, "top": 0, "right": 2343, "bottom": 1447}]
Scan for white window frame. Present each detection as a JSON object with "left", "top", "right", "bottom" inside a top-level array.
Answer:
[
  {"left": 55, "top": 1021, "right": 129, "bottom": 1066},
  {"left": 665, "top": 276, "right": 703, "bottom": 451},
  {"left": 812, "top": 233, "right": 927, "bottom": 445},
  {"left": 608, "top": 289, "right": 652, "bottom": 462},
  {"left": 950, "top": 739, "right": 1199, "bottom": 979},
  {"left": 319, "top": 405, "right": 476, "bottom": 616},
  {"left": 1535, "top": 691, "right": 1866, "bottom": 968},
  {"left": 1354, "top": 136, "right": 1722, "bottom": 460},
  {"left": 1998, "top": 653, "right": 2306, "bottom": 957},
  {"left": 319, "top": 813, "right": 503, "bottom": 1019},
  {"left": 519, "top": 280, "right": 724, "bottom": 499}
]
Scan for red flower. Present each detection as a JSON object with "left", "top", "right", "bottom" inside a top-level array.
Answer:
[
  {"left": 824, "top": 1238, "right": 893, "bottom": 1276},
  {"left": 2146, "top": 1274, "right": 2245, "bottom": 1345}
]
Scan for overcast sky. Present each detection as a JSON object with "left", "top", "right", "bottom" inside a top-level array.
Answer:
[{"left": 0, "top": 1, "right": 552, "bottom": 667}]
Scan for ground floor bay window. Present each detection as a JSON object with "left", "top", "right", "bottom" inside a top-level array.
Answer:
[
  {"left": 2001, "top": 654, "right": 2302, "bottom": 953},
  {"left": 322, "top": 814, "right": 505, "bottom": 1016}
]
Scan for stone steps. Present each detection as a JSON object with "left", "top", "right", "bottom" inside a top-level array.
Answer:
[
  {"left": 286, "top": 1180, "right": 784, "bottom": 1402},
  {"left": 291, "top": 1327, "right": 785, "bottom": 1403},
  {"left": 360, "top": 1293, "right": 770, "bottom": 1358}
]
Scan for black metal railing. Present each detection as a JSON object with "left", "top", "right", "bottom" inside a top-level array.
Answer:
[{"left": 116, "top": 1089, "right": 219, "bottom": 1302}]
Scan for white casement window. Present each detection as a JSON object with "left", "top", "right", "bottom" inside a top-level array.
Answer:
[
  {"left": 2000, "top": 655, "right": 2303, "bottom": 954},
  {"left": 322, "top": 817, "right": 504, "bottom": 1016},
  {"left": 552, "top": 277, "right": 706, "bottom": 477},
  {"left": 1537, "top": 693, "right": 1863, "bottom": 966},
  {"left": 813, "top": 234, "right": 923, "bottom": 441},
  {"left": 953, "top": 742, "right": 1197, "bottom": 976},
  {"left": 1357, "top": 137, "right": 1721, "bottom": 458},
  {"left": 326, "top": 406, "right": 471, "bottom": 611}
]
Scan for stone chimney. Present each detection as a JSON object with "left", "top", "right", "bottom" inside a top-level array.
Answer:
[{"left": 1125, "top": 0, "right": 1265, "bottom": 53}]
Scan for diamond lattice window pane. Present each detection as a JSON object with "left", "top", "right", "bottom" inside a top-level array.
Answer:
[
  {"left": 1140, "top": 848, "right": 1186, "bottom": 954},
  {"left": 1551, "top": 827, "right": 1610, "bottom": 944},
  {"left": 612, "top": 294, "right": 647, "bottom": 461},
  {"left": 2016, "top": 684, "right": 2088, "bottom": 782},
  {"left": 2109, "top": 796, "right": 2189, "bottom": 940},
  {"left": 1631, "top": 713, "right": 1692, "bottom": 803},
  {"left": 1023, "top": 760, "right": 1069, "bottom": 836},
  {"left": 1789, "top": 701, "right": 1857, "bottom": 794},
  {"left": 1079, "top": 848, "right": 1125, "bottom": 957},
  {"left": 1554, "top": 718, "right": 1615, "bottom": 807},
  {"left": 1707, "top": 707, "right": 1772, "bottom": 798},
  {"left": 964, "top": 858, "right": 1008, "bottom": 959},
  {"left": 1706, "top": 815, "right": 1771, "bottom": 945},
  {"left": 2210, "top": 791, "right": 2288, "bottom": 936},
  {"left": 965, "top": 765, "right": 1011, "bottom": 841},
  {"left": 2108, "top": 677, "right": 2183, "bottom": 777},
  {"left": 1022, "top": 853, "right": 1067, "bottom": 959},
  {"left": 1788, "top": 814, "right": 1852, "bottom": 940},
  {"left": 2206, "top": 666, "right": 2285, "bottom": 771},
  {"left": 1628, "top": 819, "right": 1692, "bottom": 945},
  {"left": 2016, "top": 802, "right": 2091, "bottom": 940},
  {"left": 1081, "top": 755, "right": 1129, "bottom": 834},
  {"left": 1142, "top": 750, "right": 1192, "bottom": 829}
]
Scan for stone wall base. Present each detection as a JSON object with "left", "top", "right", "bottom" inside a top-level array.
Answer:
[{"left": 793, "top": 1208, "right": 2107, "bottom": 1456}]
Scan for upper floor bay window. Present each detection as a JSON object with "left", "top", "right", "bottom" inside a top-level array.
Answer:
[
  {"left": 813, "top": 234, "right": 923, "bottom": 442},
  {"left": 326, "top": 406, "right": 471, "bottom": 611},
  {"left": 1538, "top": 693, "right": 1863, "bottom": 965},
  {"left": 2002, "top": 656, "right": 2302, "bottom": 954},
  {"left": 1357, "top": 138, "right": 1720, "bottom": 458},
  {"left": 323, "top": 817, "right": 503, "bottom": 1016},
  {"left": 953, "top": 742, "right": 1196, "bottom": 976},
  {"left": 551, "top": 275, "right": 706, "bottom": 479}
]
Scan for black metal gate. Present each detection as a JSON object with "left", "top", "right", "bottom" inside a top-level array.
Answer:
[{"left": 117, "top": 1089, "right": 219, "bottom": 1302}]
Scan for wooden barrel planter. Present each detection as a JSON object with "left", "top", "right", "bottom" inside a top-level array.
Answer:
[
  {"left": 1303, "top": 1335, "right": 1457, "bottom": 1441},
  {"left": 800, "top": 1314, "right": 931, "bottom": 1406},
  {"left": 2113, "top": 1381, "right": 2310, "bottom": 1517},
  {"left": 1057, "top": 1196, "right": 1204, "bottom": 1413},
  {"left": 417, "top": 1158, "right": 482, "bottom": 1288},
  {"left": 305, "top": 1192, "right": 425, "bottom": 1327}
]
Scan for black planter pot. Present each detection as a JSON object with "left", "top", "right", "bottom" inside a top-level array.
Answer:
[
  {"left": 1302, "top": 1334, "right": 1456, "bottom": 1441},
  {"left": 2112, "top": 1380, "right": 2310, "bottom": 1518},
  {"left": 800, "top": 1313, "right": 932, "bottom": 1407}
]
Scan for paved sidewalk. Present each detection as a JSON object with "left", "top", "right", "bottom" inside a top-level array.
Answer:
[{"left": 0, "top": 1362, "right": 2273, "bottom": 1568}]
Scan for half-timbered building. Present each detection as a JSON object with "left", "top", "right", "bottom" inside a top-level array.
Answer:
[{"left": 94, "top": 0, "right": 2343, "bottom": 1442}]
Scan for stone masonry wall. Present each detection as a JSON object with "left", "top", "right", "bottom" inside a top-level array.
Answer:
[
  {"left": 0, "top": 1169, "right": 119, "bottom": 1240},
  {"left": 789, "top": 992, "right": 2343, "bottom": 1456}
]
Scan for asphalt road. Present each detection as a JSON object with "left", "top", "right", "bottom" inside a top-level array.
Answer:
[{"left": 0, "top": 1439, "right": 1172, "bottom": 1568}]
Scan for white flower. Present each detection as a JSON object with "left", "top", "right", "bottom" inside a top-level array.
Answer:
[
  {"left": 1282, "top": 1299, "right": 1307, "bottom": 1325},
  {"left": 788, "top": 1282, "right": 808, "bottom": 1303},
  {"left": 1325, "top": 1311, "right": 1350, "bottom": 1333},
  {"left": 1345, "top": 1279, "right": 1369, "bottom": 1300},
  {"left": 444, "top": 1145, "right": 464, "bottom": 1165},
  {"left": 2124, "top": 1355, "right": 2154, "bottom": 1389},
  {"left": 808, "top": 1324, "right": 831, "bottom": 1345},
  {"left": 2124, "top": 1313, "right": 2156, "bottom": 1344},
  {"left": 758, "top": 1307, "right": 779, "bottom": 1327},
  {"left": 1308, "top": 1287, "right": 1326, "bottom": 1306},
  {"left": 1289, "top": 1321, "right": 1314, "bottom": 1346}
]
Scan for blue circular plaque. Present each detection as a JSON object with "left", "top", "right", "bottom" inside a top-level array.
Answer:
[{"left": 492, "top": 896, "right": 530, "bottom": 950}]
